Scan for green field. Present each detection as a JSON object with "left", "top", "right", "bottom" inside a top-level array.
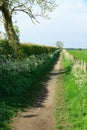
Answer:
[{"left": 68, "top": 50, "right": 87, "bottom": 62}]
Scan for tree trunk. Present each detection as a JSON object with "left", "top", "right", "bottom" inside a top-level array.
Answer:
[{"left": 1, "top": 2, "right": 19, "bottom": 50}]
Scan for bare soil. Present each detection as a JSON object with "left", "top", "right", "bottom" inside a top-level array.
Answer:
[{"left": 12, "top": 56, "right": 61, "bottom": 130}]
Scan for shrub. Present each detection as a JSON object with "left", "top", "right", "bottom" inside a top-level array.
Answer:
[
  {"left": 0, "top": 39, "right": 16, "bottom": 59},
  {"left": 20, "top": 43, "right": 57, "bottom": 57},
  {"left": 0, "top": 50, "right": 60, "bottom": 96}
]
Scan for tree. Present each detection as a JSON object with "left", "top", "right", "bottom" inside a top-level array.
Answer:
[
  {"left": 0, "top": 0, "right": 57, "bottom": 49},
  {"left": 78, "top": 48, "right": 82, "bottom": 51},
  {"left": 56, "top": 41, "right": 64, "bottom": 49}
]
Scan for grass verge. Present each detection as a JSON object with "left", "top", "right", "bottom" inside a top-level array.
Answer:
[
  {"left": 54, "top": 54, "right": 70, "bottom": 130},
  {"left": 63, "top": 51, "right": 87, "bottom": 130}
]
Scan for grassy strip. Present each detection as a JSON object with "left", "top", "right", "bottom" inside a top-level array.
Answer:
[
  {"left": 54, "top": 54, "right": 70, "bottom": 130},
  {"left": 0, "top": 51, "right": 60, "bottom": 130},
  {"left": 68, "top": 50, "right": 87, "bottom": 62},
  {"left": 63, "top": 52, "right": 87, "bottom": 130}
]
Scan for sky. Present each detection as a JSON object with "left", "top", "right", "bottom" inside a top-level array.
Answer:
[{"left": 0, "top": 0, "right": 87, "bottom": 48}]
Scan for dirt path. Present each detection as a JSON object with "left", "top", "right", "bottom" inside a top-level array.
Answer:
[{"left": 12, "top": 55, "right": 62, "bottom": 130}]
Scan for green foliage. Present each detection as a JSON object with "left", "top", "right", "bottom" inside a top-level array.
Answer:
[
  {"left": 0, "top": 39, "right": 16, "bottom": 59},
  {"left": 55, "top": 53, "right": 72, "bottom": 130},
  {"left": 62, "top": 52, "right": 73, "bottom": 68},
  {"left": 0, "top": 51, "right": 59, "bottom": 96},
  {"left": 63, "top": 53, "right": 87, "bottom": 130},
  {"left": 0, "top": 40, "right": 57, "bottom": 59},
  {"left": 0, "top": 39, "right": 59, "bottom": 129},
  {"left": 0, "top": 40, "right": 60, "bottom": 130},
  {"left": 78, "top": 48, "right": 82, "bottom": 51},
  {"left": 55, "top": 72, "right": 69, "bottom": 130},
  {"left": 0, "top": 102, "right": 15, "bottom": 130},
  {"left": 0, "top": 102, "right": 14, "bottom": 121},
  {"left": 20, "top": 43, "right": 57, "bottom": 57}
]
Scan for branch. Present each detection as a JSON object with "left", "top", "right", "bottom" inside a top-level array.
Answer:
[
  {"left": 11, "top": 2, "right": 39, "bottom": 23},
  {"left": 11, "top": 4, "right": 26, "bottom": 15},
  {"left": 9, "top": 0, "right": 57, "bottom": 23},
  {"left": 13, "top": 8, "right": 39, "bottom": 23}
]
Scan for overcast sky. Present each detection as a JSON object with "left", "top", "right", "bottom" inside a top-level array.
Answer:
[{"left": 1, "top": 0, "right": 87, "bottom": 48}]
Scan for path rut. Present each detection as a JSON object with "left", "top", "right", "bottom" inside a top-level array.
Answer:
[{"left": 12, "top": 55, "right": 61, "bottom": 130}]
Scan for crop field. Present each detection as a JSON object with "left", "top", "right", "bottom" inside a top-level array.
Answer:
[{"left": 68, "top": 50, "right": 87, "bottom": 62}]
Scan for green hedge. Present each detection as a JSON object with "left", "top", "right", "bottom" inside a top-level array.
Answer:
[
  {"left": 20, "top": 43, "right": 57, "bottom": 57},
  {"left": 0, "top": 39, "right": 60, "bottom": 130},
  {"left": 0, "top": 39, "right": 16, "bottom": 59},
  {"left": 0, "top": 40, "right": 57, "bottom": 59},
  {"left": 0, "top": 51, "right": 60, "bottom": 97}
]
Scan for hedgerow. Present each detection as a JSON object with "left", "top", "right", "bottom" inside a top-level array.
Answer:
[
  {"left": 20, "top": 43, "right": 57, "bottom": 57},
  {"left": 0, "top": 51, "right": 59, "bottom": 96},
  {"left": 0, "top": 39, "right": 16, "bottom": 59},
  {"left": 0, "top": 40, "right": 57, "bottom": 59},
  {"left": 0, "top": 39, "right": 60, "bottom": 130}
]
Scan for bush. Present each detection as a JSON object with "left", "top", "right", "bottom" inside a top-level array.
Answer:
[
  {"left": 0, "top": 40, "right": 58, "bottom": 59},
  {"left": 20, "top": 43, "right": 57, "bottom": 57},
  {"left": 0, "top": 39, "right": 60, "bottom": 130},
  {"left": 0, "top": 39, "right": 16, "bottom": 59},
  {"left": 0, "top": 50, "right": 60, "bottom": 96}
]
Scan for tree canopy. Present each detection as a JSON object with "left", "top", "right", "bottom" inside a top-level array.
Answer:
[
  {"left": 0, "top": 0, "right": 57, "bottom": 22},
  {"left": 56, "top": 41, "right": 64, "bottom": 49},
  {"left": 0, "top": 0, "right": 57, "bottom": 49}
]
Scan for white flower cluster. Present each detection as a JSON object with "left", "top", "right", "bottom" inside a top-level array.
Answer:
[
  {"left": 72, "top": 61, "right": 87, "bottom": 90},
  {"left": 0, "top": 53, "right": 54, "bottom": 77}
]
